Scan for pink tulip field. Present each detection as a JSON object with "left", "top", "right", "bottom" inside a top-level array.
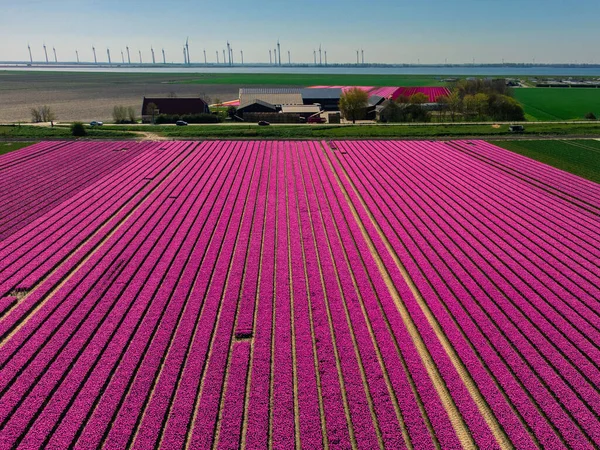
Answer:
[
  {"left": 391, "top": 87, "right": 451, "bottom": 102},
  {"left": 0, "top": 140, "right": 598, "bottom": 449},
  {"left": 307, "top": 86, "right": 451, "bottom": 102}
]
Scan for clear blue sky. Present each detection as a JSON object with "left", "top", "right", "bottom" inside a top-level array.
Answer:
[{"left": 1, "top": 0, "right": 598, "bottom": 64}]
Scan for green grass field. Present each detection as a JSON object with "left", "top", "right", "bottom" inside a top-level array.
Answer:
[
  {"left": 490, "top": 139, "right": 600, "bottom": 183},
  {"left": 513, "top": 88, "right": 600, "bottom": 121},
  {"left": 174, "top": 73, "right": 444, "bottom": 87},
  {"left": 0, "top": 126, "right": 136, "bottom": 139},
  {"left": 0, "top": 142, "right": 37, "bottom": 155}
]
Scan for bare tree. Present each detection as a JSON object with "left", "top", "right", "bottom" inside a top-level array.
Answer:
[
  {"left": 113, "top": 105, "right": 128, "bottom": 123},
  {"left": 145, "top": 102, "right": 159, "bottom": 124},
  {"left": 30, "top": 107, "right": 42, "bottom": 123},
  {"left": 31, "top": 106, "right": 56, "bottom": 125},
  {"left": 127, "top": 106, "right": 137, "bottom": 123},
  {"left": 40, "top": 105, "right": 56, "bottom": 124}
]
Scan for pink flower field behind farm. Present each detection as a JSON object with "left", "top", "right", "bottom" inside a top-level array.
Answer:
[
  {"left": 307, "top": 85, "right": 452, "bottom": 102},
  {"left": 0, "top": 140, "right": 598, "bottom": 448}
]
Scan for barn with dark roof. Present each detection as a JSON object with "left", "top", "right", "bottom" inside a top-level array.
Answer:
[{"left": 141, "top": 97, "right": 210, "bottom": 118}]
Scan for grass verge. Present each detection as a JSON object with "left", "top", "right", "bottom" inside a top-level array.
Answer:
[
  {"left": 0, "top": 125, "right": 137, "bottom": 139},
  {"left": 0, "top": 142, "right": 37, "bottom": 155},
  {"left": 3, "top": 123, "right": 600, "bottom": 141},
  {"left": 101, "top": 122, "right": 600, "bottom": 139}
]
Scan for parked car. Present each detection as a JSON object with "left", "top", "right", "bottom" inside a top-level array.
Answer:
[
  {"left": 258, "top": 121, "right": 271, "bottom": 126},
  {"left": 176, "top": 120, "right": 188, "bottom": 126},
  {"left": 509, "top": 125, "right": 525, "bottom": 133},
  {"left": 307, "top": 116, "right": 326, "bottom": 124},
  {"left": 90, "top": 121, "right": 103, "bottom": 126}
]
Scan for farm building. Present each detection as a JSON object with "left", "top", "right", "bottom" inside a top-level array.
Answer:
[
  {"left": 280, "top": 104, "right": 322, "bottom": 119},
  {"left": 141, "top": 97, "right": 210, "bottom": 118},
  {"left": 238, "top": 88, "right": 303, "bottom": 109},
  {"left": 236, "top": 100, "right": 278, "bottom": 116},
  {"left": 366, "top": 95, "right": 386, "bottom": 120},
  {"left": 300, "top": 88, "right": 343, "bottom": 111}
]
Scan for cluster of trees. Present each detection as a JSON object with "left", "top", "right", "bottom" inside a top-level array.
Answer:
[
  {"left": 380, "top": 79, "right": 525, "bottom": 124},
  {"left": 437, "top": 79, "right": 525, "bottom": 122},
  {"left": 380, "top": 93, "right": 433, "bottom": 123},
  {"left": 436, "top": 91, "right": 525, "bottom": 122},
  {"left": 112, "top": 106, "right": 137, "bottom": 124},
  {"left": 30, "top": 106, "right": 56, "bottom": 124}
]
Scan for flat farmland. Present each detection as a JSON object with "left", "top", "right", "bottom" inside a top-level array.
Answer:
[
  {"left": 0, "top": 71, "right": 241, "bottom": 123},
  {"left": 0, "top": 71, "right": 441, "bottom": 123},
  {"left": 514, "top": 88, "right": 600, "bottom": 121},
  {"left": 0, "top": 140, "right": 598, "bottom": 448}
]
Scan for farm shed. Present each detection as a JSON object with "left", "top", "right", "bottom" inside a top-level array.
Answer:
[
  {"left": 141, "top": 97, "right": 209, "bottom": 118},
  {"left": 281, "top": 104, "right": 322, "bottom": 119},
  {"left": 300, "top": 88, "right": 343, "bottom": 111}
]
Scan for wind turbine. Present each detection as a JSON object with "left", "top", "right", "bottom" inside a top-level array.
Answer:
[
  {"left": 186, "top": 37, "right": 190, "bottom": 64},
  {"left": 76, "top": 50, "right": 79, "bottom": 63},
  {"left": 183, "top": 47, "right": 187, "bottom": 64},
  {"left": 269, "top": 50, "right": 272, "bottom": 65},
  {"left": 27, "top": 43, "right": 33, "bottom": 64},
  {"left": 277, "top": 40, "right": 281, "bottom": 65},
  {"left": 121, "top": 50, "right": 125, "bottom": 64},
  {"left": 126, "top": 46, "right": 131, "bottom": 64},
  {"left": 361, "top": 49, "right": 364, "bottom": 64},
  {"left": 43, "top": 44, "right": 49, "bottom": 63},
  {"left": 240, "top": 50, "right": 243, "bottom": 65},
  {"left": 273, "top": 47, "right": 277, "bottom": 65},
  {"left": 139, "top": 50, "right": 142, "bottom": 64},
  {"left": 230, "top": 46, "right": 234, "bottom": 65},
  {"left": 319, "top": 44, "right": 322, "bottom": 65},
  {"left": 223, "top": 49, "right": 226, "bottom": 65},
  {"left": 356, "top": 50, "right": 359, "bottom": 65},
  {"left": 203, "top": 49, "right": 207, "bottom": 64},
  {"left": 325, "top": 50, "right": 327, "bottom": 66},
  {"left": 313, "top": 49, "right": 316, "bottom": 65},
  {"left": 227, "top": 41, "right": 231, "bottom": 65},
  {"left": 53, "top": 47, "right": 57, "bottom": 63},
  {"left": 151, "top": 47, "right": 156, "bottom": 64},
  {"left": 162, "top": 48, "right": 166, "bottom": 64},
  {"left": 107, "top": 48, "right": 111, "bottom": 65},
  {"left": 92, "top": 45, "right": 97, "bottom": 64},
  {"left": 216, "top": 51, "right": 219, "bottom": 64},
  {"left": 288, "top": 50, "right": 291, "bottom": 65}
]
